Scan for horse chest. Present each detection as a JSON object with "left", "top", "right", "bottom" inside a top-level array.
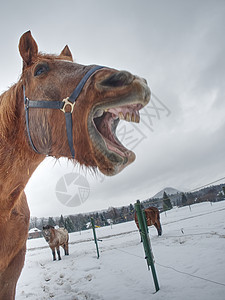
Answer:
[{"left": 49, "top": 237, "right": 59, "bottom": 247}]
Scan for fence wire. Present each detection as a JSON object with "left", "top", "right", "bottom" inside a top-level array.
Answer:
[
  {"left": 95, "top": 203, "right": 225, "bottom": 290},
  {"left": 102, "top": 235, "right": 225, "bottom": 288}
]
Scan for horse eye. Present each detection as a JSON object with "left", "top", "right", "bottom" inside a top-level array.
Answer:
[{"left": 34, "top": 63, "right": 49, "bottom": 77}]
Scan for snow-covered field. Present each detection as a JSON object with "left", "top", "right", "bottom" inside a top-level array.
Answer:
[{"left": 16, "top": 201, "right": 225, "bottom": 300}]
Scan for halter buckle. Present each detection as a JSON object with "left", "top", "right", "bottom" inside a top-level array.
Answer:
[{"left": 60, "top": 97, "right": 75, "bottom": 113}]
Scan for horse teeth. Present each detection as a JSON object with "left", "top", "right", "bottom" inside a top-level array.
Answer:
[
  {"left": 131, "top": 113, "right": 135, "bottom": 122},
  {"left": 118, "top": 112, "right": 124, "bottom": 120},
  {"left": 135, "top": 114, "right": 140, "bottom": 123},
  {"left": 125, "top": 112, "right": 131, "bottom": 122}
]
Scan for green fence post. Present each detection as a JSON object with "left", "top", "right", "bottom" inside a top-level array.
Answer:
[
  {"left": 135, "top": 200, "right": 160, "bottom": 292},
  {"left": 91, "top": 217, "right": 100, "bottom": 259}
]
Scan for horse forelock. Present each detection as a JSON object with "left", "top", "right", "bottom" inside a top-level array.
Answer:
[{"left": 39, "top": 52, "right": 73, "bottom": 62}]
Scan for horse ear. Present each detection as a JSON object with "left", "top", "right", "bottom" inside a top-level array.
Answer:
[
  {"left": 19, "top": 31, "right": 38, "bottom": 68},
  {"left": 60, "top": 45, "right": 73, "bottom": 61}
]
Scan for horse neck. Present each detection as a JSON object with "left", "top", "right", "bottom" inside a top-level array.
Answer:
[{"left": 0, "top": 82, "right": 44, "bottom": 216}]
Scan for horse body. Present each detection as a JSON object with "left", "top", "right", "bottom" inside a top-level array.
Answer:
[
  {"left": 43, "top": 226, "right": 69, "bottom": 261},
  {"left": 134, "top": 206, "right": 162, "bottom": 236},
  {"left": 0, "top": 30, "right": 150, "bottom": 299}
]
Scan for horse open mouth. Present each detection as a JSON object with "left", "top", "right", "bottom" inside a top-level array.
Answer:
[{"left": 88, "top": 101, "right": 144, "bottom": 175}]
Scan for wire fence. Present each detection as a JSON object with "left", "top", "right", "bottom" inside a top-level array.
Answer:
[
  {"left": 31, "top": 175, "right": 225, "bottom": 290},
  {"left": 97, "top": 227, "right": 225, "bottom": 289},
  {"left": 30, "top": 200, "right": 225, "bottom": 290},
  {"left": 89, "top": 200, "right": 225, "bottom": 290},
  {"left": 112, "top": 246, "right": 225, "bottom": 287}
]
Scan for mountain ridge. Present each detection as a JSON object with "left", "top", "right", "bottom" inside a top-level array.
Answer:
[{"left": 152, "top": 187, "right": 181, "bottom": 199}]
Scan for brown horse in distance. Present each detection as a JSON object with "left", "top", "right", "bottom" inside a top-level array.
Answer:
[
  {"left": 42, "top": 225, "right": 69, "bottom": 261},
  {"left": 135, "top": 207, "right": 162, "bottom": 236},
  {"left": 0, "top": 30, "right": 150, "bottom": 299}
]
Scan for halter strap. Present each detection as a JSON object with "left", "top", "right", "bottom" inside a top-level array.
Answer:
[{"left": 23, "top": 65, "right": 104, "bottom": 158}]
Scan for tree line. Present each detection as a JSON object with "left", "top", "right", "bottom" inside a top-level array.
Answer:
[
  {"left": 29, "top": 203, "right": 135, "bottom": 233},
  {"left": 29, "top": 184, "right": 225, "bottom": 233}
]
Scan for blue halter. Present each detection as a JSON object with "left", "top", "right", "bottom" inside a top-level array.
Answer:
[{"left": 23, "top": 65, "right": 104, "bottom": 158}]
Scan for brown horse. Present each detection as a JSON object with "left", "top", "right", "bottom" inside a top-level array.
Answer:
[
  {"left": 135, "top": 206, "right": 162, "bottom": 236},
  {"left": 0, "top": 30, "right": 150, "bottom": 299},
  {"left": 42, "top": 225, "right": 69, "bottom": 261}
]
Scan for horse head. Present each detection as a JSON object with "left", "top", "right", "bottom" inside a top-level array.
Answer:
[
  {"left": 19, "top": 31, "right": 150, "bottom": 176},
  {"left": 42, "top": 225, "right": 54, "bottom": 242}
]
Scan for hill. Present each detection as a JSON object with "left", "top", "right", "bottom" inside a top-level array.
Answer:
[{"left": 152, "top": 187, "right": 181, "bottom": 198}]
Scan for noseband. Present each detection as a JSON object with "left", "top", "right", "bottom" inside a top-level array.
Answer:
[{"left": 23, "top": 65, "right": 104, "bottom": 158}]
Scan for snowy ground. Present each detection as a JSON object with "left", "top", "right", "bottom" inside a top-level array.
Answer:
[{"left": 16, "top": 201, "right": 225, "bottom": 300}]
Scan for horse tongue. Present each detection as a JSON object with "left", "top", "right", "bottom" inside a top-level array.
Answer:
[{"left": 96, "top": 112, "right": 115, "bottom": 141}]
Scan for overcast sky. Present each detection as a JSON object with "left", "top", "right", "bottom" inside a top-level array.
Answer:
[{"left": 1, "top": 0, "right": 225, "bottom": 217}]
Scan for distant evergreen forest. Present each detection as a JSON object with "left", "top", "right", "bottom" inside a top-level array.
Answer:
[{"left": 29, "top": 183, "right": 225, "bottom": 234}]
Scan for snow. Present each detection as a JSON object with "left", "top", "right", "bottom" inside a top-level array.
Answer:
[
  {"left": 16, "top": 201, "right": 225, "bottom": 300},
  {"left": 28, "top": 228, "right": 42, "bottom": 233}
]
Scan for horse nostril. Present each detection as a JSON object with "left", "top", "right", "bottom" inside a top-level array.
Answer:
[{"left": 99, "top": 71, "right": 134, "bottom": 87}]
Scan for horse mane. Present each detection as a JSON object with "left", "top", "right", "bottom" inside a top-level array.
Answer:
[{"left": 0, "top": 80, "right": 23, "bottom": 140}]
